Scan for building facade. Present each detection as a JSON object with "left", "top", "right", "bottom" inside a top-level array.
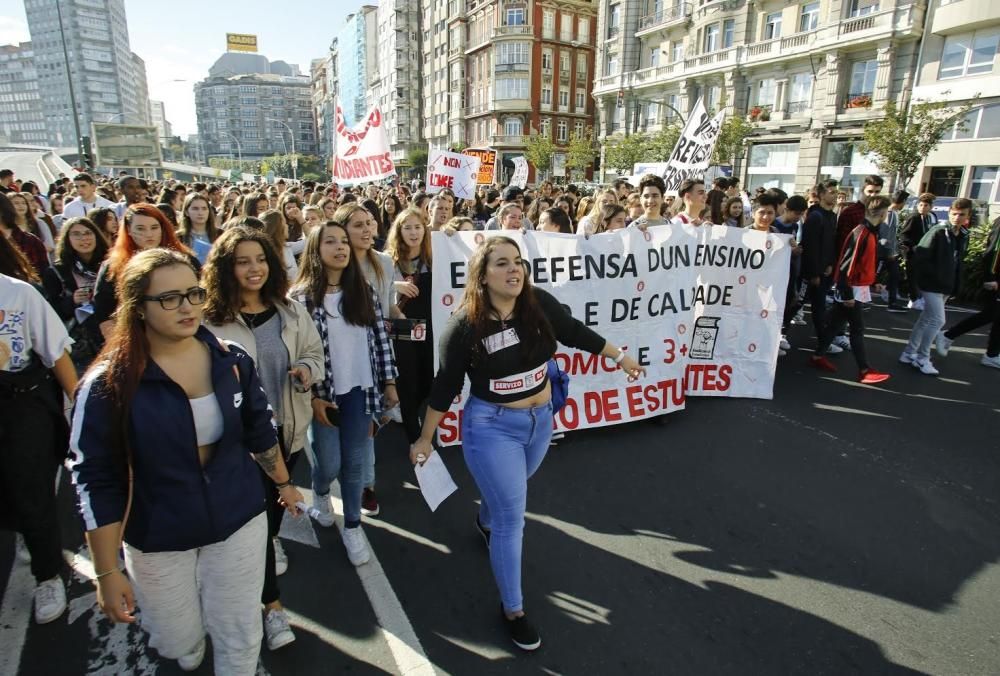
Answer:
[
  {"left": 0, "top": 42, "right": 47, "bottom": 146},
  {"left": 422, "top": 0, "right": 597, "bottom": 182},
  {"left": 337, "top": 6, "right": 378, "bottom": 127},
  {"left": 593, "top": 0, "right": 925, "bottom": 196},
  {"left": 311, "top": 53, "right": 336, "bottom": 161},
  {"left": 909, "top": 0, "right": 1000, "bottom": 211},
  {"left": 23, "top": 0, "right": 150, "bottom": 146},
  {"left": 194, "top": 53, "right": 318, "bottom": 163},
  {"left": 149, "top": 100, "right": 172, "bottom": 142},
  {"left": 369, "top": 0, "right": 424, "bottom": 171}
]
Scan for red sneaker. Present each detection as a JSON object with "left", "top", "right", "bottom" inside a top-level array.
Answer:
[
  {"left": 858, "top": 368, "right": 891, "bottom": 384},
  {"left": 810, "top": 355, "right": 838, "bottom": 372}
]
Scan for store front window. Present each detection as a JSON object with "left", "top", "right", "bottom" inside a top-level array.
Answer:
[{"left": 747, "top": 142, "right": 799, "bottom": 194}]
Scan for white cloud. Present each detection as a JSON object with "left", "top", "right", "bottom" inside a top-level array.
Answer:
[{"left": 0, "top": 16, "right": 30, "bottom": 45}]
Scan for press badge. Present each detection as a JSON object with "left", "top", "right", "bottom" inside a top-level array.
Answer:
[{"left": 483, "top": 328, "right": 520, "bottom": 354}]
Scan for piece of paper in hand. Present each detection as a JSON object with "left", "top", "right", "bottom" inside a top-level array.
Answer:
[{"left": 414, "top": 452, "right": 458, "bottom": 512}]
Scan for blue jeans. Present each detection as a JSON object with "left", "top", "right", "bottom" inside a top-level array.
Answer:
[
  {"left": 309, "top": 387, "right": 368, "bottom": 528},
  {"left": 461, "top": 396, "right": 553, "bottom": 613}
]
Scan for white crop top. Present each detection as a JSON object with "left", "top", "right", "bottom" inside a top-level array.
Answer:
[{"left": 189, "top": 394, "right": 224, "bottom": 446}]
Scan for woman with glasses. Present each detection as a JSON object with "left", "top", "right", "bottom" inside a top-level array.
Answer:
[
  {"left": 68, "top": 248, "right": 304, "bottom": 674},
  {"left": 202, "top": 227, "right": 323, "bottom": 652},
  {"left": 41, "top": 217, "right": 109, "bottom": 372}
]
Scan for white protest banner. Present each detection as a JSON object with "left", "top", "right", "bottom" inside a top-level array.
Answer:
[
  {"left": 661, "top": 98, "right": 726, "bottom": 196},
  {"left": 430, "top": 226, "right": 790, "bottom": 446},
  {"left": 427, "top": 149, "right": 480, "bottom": 199},
  {"left": 510, "top": 156, "right": 528, "bottom": 189},
  {"left": 331, "top": 101, "right": 395, "bottom": 185}
]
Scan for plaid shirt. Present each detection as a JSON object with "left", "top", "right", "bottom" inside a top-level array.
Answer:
[{"left": 292, "top": 286, "right": 397, "bottom": 415}]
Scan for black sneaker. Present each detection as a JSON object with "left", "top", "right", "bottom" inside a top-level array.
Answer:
[
  {"left": 475, "top": 516, "right": 491, "bottom": 548},
  {"left": 502, "top": 609, "right": 541, "bottom": 651}
]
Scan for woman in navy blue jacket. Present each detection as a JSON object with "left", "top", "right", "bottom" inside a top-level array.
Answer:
[{"left": 67, "top": 248, "right": 304, "bottom": 675}]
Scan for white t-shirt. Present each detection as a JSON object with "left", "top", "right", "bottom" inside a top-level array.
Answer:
[
  {"left": 0, "top": 274, "right": 74, "bottom": 372},
  {"left": 576, "top": 215, "right": 596, "bottom": 236},
  {"left": 61, "top": 195, "right": 115, "bottom": 221},
  {"left": 323, "top": 291, "right": 373, "bottom": 395},
  {"left": 284, "top": 238, "right": 306, "bottom": 282}
]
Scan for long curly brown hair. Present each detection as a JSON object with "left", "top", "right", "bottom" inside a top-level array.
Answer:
[
  {"left": 202, "top": 226, "right": 289, "bottom": 324},
  {"left": 462, "top": 236, "right": 554, "bottom": 365}
]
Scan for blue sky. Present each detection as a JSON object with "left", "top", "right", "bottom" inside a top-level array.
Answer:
[{"left": 2, "top": 0, "right": 366, "bottom": 136}]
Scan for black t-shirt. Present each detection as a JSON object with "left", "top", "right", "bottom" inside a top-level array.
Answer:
[{"left": 428, "top": 288, "right": 605, "bottom": 410}]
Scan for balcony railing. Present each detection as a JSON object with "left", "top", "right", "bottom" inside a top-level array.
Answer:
[
  {"left": 492, "top": 24, "right": 532, "bottom": 39},
  {"left": 491, "top": 134, "right": 528, "bottom": 145},
  {"left": 638, "top": 2, "right": 692, "bottom": 33},
  {"left": 464, "top": 102, "right": 489, "bottom": 116},
  {"left": 787, "top": 100, "right": 811, "bottom": 116}
]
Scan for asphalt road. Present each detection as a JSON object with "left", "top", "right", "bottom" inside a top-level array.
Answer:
[{"left": 2, "top": 299, "right": 998, "bottom": 675}]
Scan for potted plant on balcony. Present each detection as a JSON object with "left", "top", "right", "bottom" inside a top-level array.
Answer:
[
  {"left": 847, "top": 94, "right": 872, "bottom": 109},
  {"left": 749, "top": 106, "right": 763, "bottom": 121}
]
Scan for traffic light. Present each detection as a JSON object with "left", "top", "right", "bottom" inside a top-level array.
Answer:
[{"left": 80, "top": 136, "right": 94, "bottom": 170}]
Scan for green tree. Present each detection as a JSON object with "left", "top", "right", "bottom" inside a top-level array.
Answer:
[
  {"left": 858, "top": 98, "right": 977, "bottom": 189},
  {"left": 524, "top": 131, "right": 557, "bottom": 178},
  {"left": 565, "top": 126, "right": 598, "bottom": 180},
  {"left": 712, "top": 116, "right": 754, "bottom": 167},
  {"left": 603, "top": 133, "right": 650, "bottom": 175},
  {"left": 407, "top": 147, "right": 429, "bottom": 176},
  {"left": 647, "top": 124, "right": 682, "bottom": 162}
]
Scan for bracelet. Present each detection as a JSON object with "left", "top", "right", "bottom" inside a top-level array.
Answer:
[
  {"left": 94, "top": 567, "right": 122, "bottom": 580},
  {"left": 613, "top": 349, "right": 627, "bottom": 365}
]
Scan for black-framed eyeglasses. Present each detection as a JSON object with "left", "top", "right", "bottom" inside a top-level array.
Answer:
[{"left": 141, "top": 287, "right": 207, "bottom": 310}]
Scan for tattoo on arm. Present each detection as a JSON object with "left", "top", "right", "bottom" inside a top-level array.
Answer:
[{"left": 254, "top": 445, "right": 280, "bottom": 475}]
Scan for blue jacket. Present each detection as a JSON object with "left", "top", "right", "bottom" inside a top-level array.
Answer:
[{"left": 67, "top": 327, "right": 277, "bottom": 553}]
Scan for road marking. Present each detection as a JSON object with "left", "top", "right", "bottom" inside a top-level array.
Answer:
[
  {"left": 327, "top": 487, "right": 437, "bottom": 676},
  {"left": 0, "top": 559, "right": 34, "bottom": 676}
]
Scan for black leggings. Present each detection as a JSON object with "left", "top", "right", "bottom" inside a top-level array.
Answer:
[
  {"left": 261, "top": 450, "right": 301, "bottom": 606},
  {"left": 394, "top": 338, "right": 435, "bottom": 444},
  {"left": 944, "top": 293, "right": 1000, "bottom": 357}
]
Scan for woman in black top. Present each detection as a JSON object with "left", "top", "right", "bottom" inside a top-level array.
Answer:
[{"left": 409, "top": 236, "right": 643, "bottom": 651}]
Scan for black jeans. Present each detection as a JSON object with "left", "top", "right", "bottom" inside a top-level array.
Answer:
[
  {"left": 0, "top": 379, "right": 65, "bottom": 583},
  {"left": 807, "top": 275, "right": 831, "bottom": 342},
  {"left": 394, "top": 337, "right": 434, "bottom": 444},
  {"left": 261, "top": 450, "right": 301, "bottom": 606},
  {"left": 818, "top": 301, "right": 870, "bottom": 371},
  {"left": 881, "top": 256, "right": 901, "bottom": 305},
  {"left": 903, "top": 250, "right": 921, "bottom": 301},
  {"left": 944, "top": 292, "right": 1000, "bottom": 357}
]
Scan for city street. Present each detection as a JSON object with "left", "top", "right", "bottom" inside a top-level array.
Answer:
[{"left": 2, "top": 299, "right": 998, "bottom": 675}]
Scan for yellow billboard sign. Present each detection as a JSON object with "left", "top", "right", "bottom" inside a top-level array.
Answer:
[{"left": 226, "top": 33, "right": 258, "bottom": 53}]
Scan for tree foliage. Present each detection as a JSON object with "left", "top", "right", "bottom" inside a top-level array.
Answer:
[
  {"left": 712, "top": 116, "right": 754, "bottom": 166},
  {"left": 602, "top": 124, "right": 683, "bottom": 174},
  {"left": 565, "top": 127, "right": 599, "bottom": 180},
  {"left": 524, "top": 131, "right": 557, "bottom": 177},
  {"left": 407, "top": 147, "right": 429, "bottom": 174},
  {"left": 858, "top": 98, "right": 977, "bottom": 188}
]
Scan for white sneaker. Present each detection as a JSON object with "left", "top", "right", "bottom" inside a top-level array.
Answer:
[
  {"left": 899, "top": 350, "right": 917, "bottom": 364},
  {"left": 832, "top": 335, "right": 851, "bottom": 350},
  {"left": 935, "top": 331, "right": 953, "bottom": 357},
  {"left": 907, "top": 298, "right": 925, "bottom": 311},
  {"left": 981, "top": 354, "right": 1000, "bottom": 369},
  {"left": 312, "top": 493, "right": 335, "bottom": 528},
  {"left": 14, "top": 533, "right": 31, "bottom": 563},
  {"left": 273, "top": 537, "right": 288, "bottom": 576},
  {"left": 264, "top": 608, "right": 296, "bottom": 651},
  {"left": 825, "top": 343, "right": 844, "bottom": 355},
  {"left": 342, "top": 526, "right": 371, "bottom": 566},
  {"left": 791, "top": 311, "right": 807, "bottom": 326},
  {"left": 914, "top": 358, "right": 939, "bottom": 376},
  {"left": 778, "top": 348, "right": 788, "bottom": 356},
  {"left": 779, "top": 336, "right": 791, "bottom": 351},
  {"left": 177, "top": 637, "right": 206, "bottom": 671},
  {"left": 33, "top": 577, "right": 66, "bottom": 624}
]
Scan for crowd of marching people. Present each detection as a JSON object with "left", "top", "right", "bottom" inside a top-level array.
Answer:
[{"left": 0, "top": 164, "right": 997, "bottom": 671}]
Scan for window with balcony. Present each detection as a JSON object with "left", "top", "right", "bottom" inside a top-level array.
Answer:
[
  {"left": 574, "top": 120, "right": 585, "bottom": 138},
  {"left": 939, "top": 30, "right": 999, "bottom": 79},
  {"left": 847, "top": 0, "right": 878, "bottom": 17},
  {"left": 577, "top": 53, "right": 588, "bottom": 80},
  {"left": 671, "top": 41, "right": 684, "bottom": 62},
  {"left": 605, "top": 54, "right": 619, "bottom": 75},
  {"left": 849, "top": 59, "right": 878, "bottom": 97},
  {"left": 764, "top": 12, "right": 782, "bottom": 40},
  {"left": 559, "top": 89, "right": 569, "bottom": 109},
  {"left": 560, "top": 52, "right": 570, "bottom": 73},
  {"left": 576, "top": 90, "right": 586, "bottom": 109},
  {"left": 561, "top": 13, "right": 575, "bottom": 41},
  {"left": 704, "top": 24, "right": 719, "bottom": 53},
  {"left": 756, "top": 78, "right": 777, "bottom": 106},
  {"left": 541, "top": 87, "right": 553, "bottom": 106},
  {"left": 645, "top": 101, "right": 659, "bottom": 126},
  {"left": 557, "top": 119, "right": 568, "bottom": 142},
  {"left": 723, "top": 19, "right": 735, "bottom": 48},
  {"left": 498, "top": 42, "right": 529, "bottom": 65},
  {"left": 578, "top": 17, "right": 590, "bottom": 42},
  {"left": 608, "top": 4, "right": 621, "bottom": 36},
  {"left": 540, "top": 117, "right": 552, "bottom": 137},
  {"left": 706, "top": 85, "right": 721, "bottom": 112},
  {"left": 504, "top": 117, "right": 523, "bottom": 136},
  {"left": 543, "top": 10, "right": 555, "bottom": 39},
  {"left": 799, "top": 2, "right": 820, "bottom": 32},
  {"left": 542, "top": 49, "right": 553, "bottom": 71},
  {"left": 495, "top": 77, "right": 529, "bottom": 99},
  {"left": 506, "top": 8, "right": 525, "bottom": 26},
  {"left": 788, "top": 73, "right": 812, "bottom": 114}
]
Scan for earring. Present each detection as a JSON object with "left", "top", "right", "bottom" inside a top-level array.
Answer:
[{"left": 138, "top": 312, "right": 145, "bottom": 319}]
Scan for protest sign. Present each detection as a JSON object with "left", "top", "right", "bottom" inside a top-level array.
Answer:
[
  {"left": 427, "top": 149, "right": 480, "bottom": 199},
  {"left": 661, "top": 98, "right": 726, "bottom": 196},
  {"left": 332, "top": 102, "right": 395, "bottom": 185},
  {"left": 463, "top": 148, "right": 497, "bottom": 185},
  {"left": 430, "top": 226, "right": 791, "bottom": 446},
  {"left": 510, "top": 156, "right": 528, "bottom": 189}
]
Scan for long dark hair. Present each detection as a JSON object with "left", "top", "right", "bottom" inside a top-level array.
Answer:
[
  {"left": 0, "top": 192, "right": 17, "bottom": 230},
  {"left": 707, "top": 189, "right": 726, "bottom": 225},
  {"left": 203, "top": 226, "right": 289, "bottom": 324},
  {"left": 462, "top": 236, "right": 555, "bottom": 364},
  {"left": 292, "top": 221, "right": 375, "bottom": 327},
  {"left": 379, "top": 193, "right": 402, "bottom": 239},
  {"left": 242, "top": 191, "right": 268, "bottom": 218},
  {"left": 55, "top": 217, "right": 110, "bottom": 270},
  {"left": 177, "top": 193, "right": 220, "bottom": 246},
  {"left": 332, "top": 203, "right": 385, "bottom": 286},
  {"left": 0, "top": 230, "right": 38, "bottom": 283},
  {"left": 87, "top": 207, "right": 118, "bottom": 241}
]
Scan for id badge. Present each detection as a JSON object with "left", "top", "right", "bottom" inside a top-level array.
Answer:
[{"left": 483, "top": 328, "right": 520, "bottom": 354}]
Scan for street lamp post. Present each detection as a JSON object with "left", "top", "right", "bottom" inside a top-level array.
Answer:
[
  {"left": 265, "top": 118, "right": 296, "bottom": 181},
  {"left": 219, "top": 131, "right": 243, "bottom": 175},
  {"left": 55, "top": 1, "right": 83, "bottom": 158}
]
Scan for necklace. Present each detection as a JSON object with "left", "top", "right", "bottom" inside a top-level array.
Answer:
[
  {"left": 495, "top": 309, "right": 515, "bottom": 330},
  {"left": 327, "top": 283, "right": 341, "bottom": 291}
]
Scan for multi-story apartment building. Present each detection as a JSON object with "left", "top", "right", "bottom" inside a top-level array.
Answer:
[
  {"left": 149, "top": 100, "right": 172, "bottom": 142},
  {"left": 194, "top": 53, "right": 318, "bottom": 163},
  {"left": 337, "top": 6, "right": 378, "bottom": 127},
  {"left": 424, "top": 0, "right": 597, "bottom": 182},
  {"left": 909, "top": 0, "right": 1000, "bottom": 211},
  {"left": 23, "top": 0, "right": 150, "bottom": 147},
  {"left": 594, "top": 0, "right": 925, "bottom": 196},
  {"left": 369, "top": 0, "right": 424, "bottom": 171},
  {"left": 311, "top": 53, "right": 336, "bottom": 161},
  {"left": 0, "top": 42, "right": 47, "bottom": 146}
]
